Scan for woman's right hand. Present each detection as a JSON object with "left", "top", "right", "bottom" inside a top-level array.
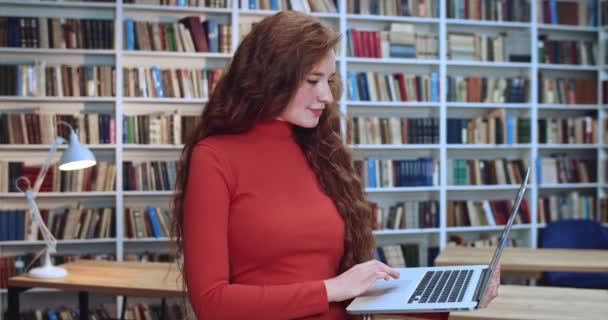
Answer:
[{"left": 323, "top": 260, "right": 400, "bottom": 302}]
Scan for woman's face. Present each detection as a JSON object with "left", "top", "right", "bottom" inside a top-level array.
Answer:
[{"left": 276, "top": 51, "right": 336, "bottom": 128}]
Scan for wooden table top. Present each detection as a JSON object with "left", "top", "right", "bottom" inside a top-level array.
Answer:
[
  {"left": 8, "top": 260, "right": 184, "bottom": 298},
  {"left": 434, "top": 247, "right": 608, "bottom": 273},
  {"left": 449, "top": 285, "right": 608, "bottom": 320}
]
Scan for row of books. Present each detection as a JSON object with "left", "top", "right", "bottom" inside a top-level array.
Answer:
[
  {"left": 539, "top": 77, "right": 597, "bottom": 105},
  {"left": 448, "top": 158, "right": 528, "bottom": 186},
  {"left": 538, "top": 0, "right": 597, "bottom": 26},
  {"left": 347, "top": 0, "right": 436, "bottom": 17},
  {"left": 447, "top": 110, "right": 531, "bottom": 144},
  {"left": 538, "top": 117, "right": 596, "bottom": 144},
  {"left": 447, "top": 76, "right": 529, "bottom": 103},
  {"left": 125, "top": 0, "right": 229, "bottom": 7},
  {"left": 447, "top": 32, "right": 505, "bottom": 62},
  {"left": 375, "top": 243, "right": 421, "bottom": 268},
  {"left": 124, "top": 18, "right": 232, "bottom": 53},
  {"left": 446, "top": 198, "right": 531, "bottom": 227},
  {"left": 347, "top": 71, "right": 439, "bottom": 102},
  {"left": 537, "top": 156, "right": 595, "bottom": 184},
  {"left": 9, "top": 301, "right": 186, "bottom": 320},
  {"left": 1, "top": 161, "right": 116, "bottom": 193},
  {"left": 447, "top": 0, "right": 530, "bottom": 22},
  {"left": 122, "top": 161, "right": 177, "bottom": 191},
  {"left": 539, "top": 192, "right": 599, "bottom": 223},
  {"left": 347, "top": 117, "right": 439, "bottom": 145},
  {"left": 40, "top": 207, "right": 115, "bottom": 240},
  {"left": 123, "top": 113, "right": 199, "bottom": 145},
  {"left": 0, "top": 17, "right": 114, "bottom": 49},
  {"left": 242, "top": 0, "right": 338, "bottom": 12},
  {"left": 125, "top": 207, "right": 171, "bottom": 238},
  {"left": 0, "top": 63, "right": 115, "bottom": 97},
  {"left": 354, "top": 157, "right": 437, "bottom": 188},
  {"left": 346, "top": 25, "right": 438, "bottom": 59},
  {"left": 123, "top": 67, "right": 222, "bottom": 99},
  {"left": 447, "top": 234, "right": 521, "bottom": 248},
  {"left": 538, "top": 36, "right": 596, "bottom": 65},
  {"left": 371, "top": 200, "right": 439, "bottom": 230},
  {"left": 0, "top": 113, "right": 115, "bottom": 145}
]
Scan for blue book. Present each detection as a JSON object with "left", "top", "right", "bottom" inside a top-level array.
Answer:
[
  {"left": 550, "top": 0, "right": 558, "bottom": 24},
  {"left": 270, "top": 0, "right": 278, "bottom": 10},
  {"left": 506, "top": 116, "right": 515, "bottom": 144},
  {"left": 249, "top": 0, "right": 256, "bottom": 10},
  {"left": 536, "top": 156, "right": 542, "bottom": 184},
  {"left": 15, "top": 210, "right": 25, "bottom": 240},
  {"left": 151, "top": 66, "right": 164, "bottom": 97},
  {"left": 0, "top": 211, "right": 8, "bottom": 241},
  {"left": 147, "top": 207, "right": 163, "bottom": 238},
  {"left": 389, "top": 44, "right": 416, "bottom": 58},
  {"left": 125, "top": 18, "right": 135, "bottom": 50},
  {"left": 178, "top": 0, "right": 186, "bottom": 6},
  {"left": 16, "top": 65, "right": 23, "bottom": 96},
  {"left": 367, "top": 159, "right": 377, "bottom": 188},
  {"left": 47, "top": 310, "right": 59, "bottom": 320},
  {"left": 431, "top": 72, "right": 439, "bottom": 102},
  {"left": 348, "top": 71, "right": 359, "bottom": 100}
]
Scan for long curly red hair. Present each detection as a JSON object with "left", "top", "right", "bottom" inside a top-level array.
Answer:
[{"left": 172, "top": 10, "right": 375, "bottom": 285}]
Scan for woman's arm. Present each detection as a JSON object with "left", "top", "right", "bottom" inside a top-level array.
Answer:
[{"left": 183, "top": 144, "right": 330, "bottom": 320}]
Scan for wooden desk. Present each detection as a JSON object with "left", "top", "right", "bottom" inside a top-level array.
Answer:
[
  {"left": 435, "top": 247, "right": 608, "bottom": 278},
  {"left": 449, "top": 285, "right": 608, "bottom": 320},
  {"left": 7, "top": 260, "right": 183, "bottom": 320}
]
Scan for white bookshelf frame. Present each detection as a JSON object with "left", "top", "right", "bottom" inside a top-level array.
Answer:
[{"left": 1, "top": 0, "right": 606, "bottom": 306}]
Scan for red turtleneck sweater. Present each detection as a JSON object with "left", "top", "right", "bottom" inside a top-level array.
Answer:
[{"left": 183, "top": 120, "right": 448, "bottom": 320}]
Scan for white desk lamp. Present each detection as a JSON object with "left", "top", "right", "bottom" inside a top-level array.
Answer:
[{"left": 15, "top": 121, "right": 96, "bottom": 279}]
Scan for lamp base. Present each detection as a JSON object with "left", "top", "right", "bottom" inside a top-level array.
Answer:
[
  {"left": 29, "top": 264, "right": 68, "bottom": 279},
  {"left": 28, "top": 251, "right": 68, "bottom": 279}
]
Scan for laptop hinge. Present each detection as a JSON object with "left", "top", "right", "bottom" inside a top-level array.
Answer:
[{"left": 472, "top": 268, "right": 489, "bottom": 302}]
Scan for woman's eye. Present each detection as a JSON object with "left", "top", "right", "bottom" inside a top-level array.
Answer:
[{"left": 307, "top": 80, "right": 319, "bottom": 85}]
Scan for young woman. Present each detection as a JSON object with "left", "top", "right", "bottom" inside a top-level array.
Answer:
[{"left": 172, "top": 11, "right": 499, "bottom": 320}]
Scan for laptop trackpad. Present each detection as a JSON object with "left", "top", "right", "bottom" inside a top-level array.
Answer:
[{"left": 364, "top": 279, "right": 413, "bottom": 297}]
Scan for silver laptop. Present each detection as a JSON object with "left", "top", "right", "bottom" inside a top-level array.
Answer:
[{"left": 347, "top": 167, "right": 530, "bottom": 315}]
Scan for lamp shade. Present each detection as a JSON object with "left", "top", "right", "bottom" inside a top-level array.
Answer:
[{"left": 58, "top": 131, "right": 97, "bottom": 171}]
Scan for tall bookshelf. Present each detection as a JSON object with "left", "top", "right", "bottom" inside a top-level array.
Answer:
[{"left": 1, "top": 0, "right": 607, "bottom": 313}]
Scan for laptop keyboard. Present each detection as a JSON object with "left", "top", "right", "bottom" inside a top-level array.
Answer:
[{"left": 407, "top": 270, "right": 473, "bottom": 304}]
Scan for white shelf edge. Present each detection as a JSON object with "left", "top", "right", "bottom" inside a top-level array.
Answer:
[
  {"left": 446, "top": 224, "right": 532, "bottom": 232},
  {"left": 373, "top": 228, "right": 440, "bottom": 236},
  {"left": 346, "top": 101, "right": 439, "bottom": 107},
  {"left": 446, "top": 19, "right": 531, "bottom": 28},
  {"left": 537, "top": 144, "right": 599, "bottom": 149},
  {"left": 446, "top": 185, "right": 524, "bottom": 191},
  {"left": 445, "top": 102, "right": 531, "bottom": 108},
  {"left": 0, "top": 0, "right": 116, "bottom": 9},
  {"left": 0, "top": 48, "right": 116, "bottom": 55},
  {"left": 538, "top": 64, "right": 599, "bottom": 71},
  {"left": 365, "top": 186, "right": 439, "bottom": 193},
  {"left": 0, "top": 238, "right": 117, "bottom": 246},
  {"left": 345, "top": 57, "right": 440, "bottom": 65},
  {"left": 122, "top": 97, "right": 208, "bottom": 103},
  {"left": 0, "top": 192, "right": 116, "bottom": 198},
  {"left": 538, "top": 24, "right": 599, "bottom": 32},
  {"left": 0, "top": 96, "right": 116, "bottom": 102},
  {"left": 123, "top": 237, "right": 170, "bottom": 243},
  {"left": 447, "top": 61, "right": 530, "bottom": 68},
  {"left": 0, "top": 144, "right": 116, "bottom": 150},
  {"left": 537, "top": 104, "right": 599, "bottom": 110},
  {"left": 122, "top": 4, "right": 231, "bottom": 13},
  {"left": 346, "top": 14, "right": 439, "bottom": 23},
  {"left": 122, "top": 191, "right": 173, "bottom": 196},
  {"left": 538, "top": 183, "right": 599, "bottom": 189},
  {"left": 122, "top": 51, "right": 232, "bottom": 58},
  {"left": 447, "top": 144, "right": 532, "bottom": 149},
  {"left": 123, "top": 144, "right": 184, "bottom": 150},
  {"left": 350, "top": 144, "right": 439, "bottom": 150}
]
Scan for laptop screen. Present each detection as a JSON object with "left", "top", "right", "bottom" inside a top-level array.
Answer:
[{"left": 476, "top": 167, "right": 530, "bottom": 302}]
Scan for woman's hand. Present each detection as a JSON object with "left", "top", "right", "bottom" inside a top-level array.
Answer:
[
  {"left": 478, "top": 264, "right": 501, "bottom": 308},
  {"left": 324, "top": 260, "right": 400, "bottom": 302}
]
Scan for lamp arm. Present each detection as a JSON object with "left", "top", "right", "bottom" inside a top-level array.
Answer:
[
  {"left": 25, "top": 190, "right": 57, "bottom": 253},
  {"left": 32, "top": 136, "right": 66, "bottom": 195}
]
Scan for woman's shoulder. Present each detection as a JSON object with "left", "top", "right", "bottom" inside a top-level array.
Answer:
[{"left": 192, "top": 133, "right": 250, "bottom": 158}]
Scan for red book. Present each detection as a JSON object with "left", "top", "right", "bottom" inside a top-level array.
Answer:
[{"left": 178, "top": 16, "right": 208, "bottom": 52}]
